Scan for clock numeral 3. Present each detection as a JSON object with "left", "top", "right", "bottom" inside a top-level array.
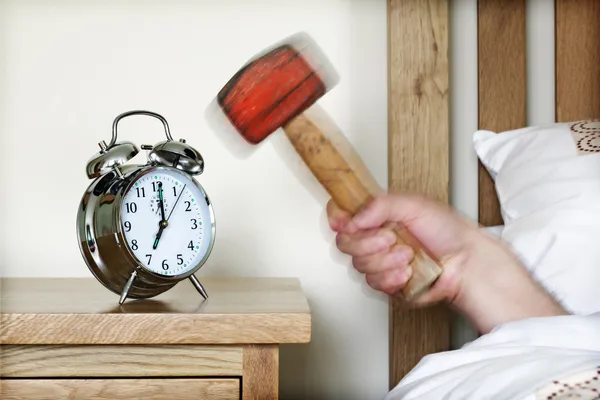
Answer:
[
  {"left": 190, "top": 219, "right": 198, "bottom": 229},
  {"left": 125, "top": 202, "right": 137, "bottom": 213},
  {"left": 131, "top": 239, "right": 138, "bottom": 250}
]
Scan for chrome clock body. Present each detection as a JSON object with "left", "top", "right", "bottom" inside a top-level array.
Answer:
[{"left": 76, "top": 111, "right": 216, "bottom": 304}]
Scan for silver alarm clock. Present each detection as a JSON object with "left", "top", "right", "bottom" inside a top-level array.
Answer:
[{"left": 76, "top": 110, "right": 216, "bottom": 304}]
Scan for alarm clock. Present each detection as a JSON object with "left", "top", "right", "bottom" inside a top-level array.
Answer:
[{"left": 76, "top": 110, "right": 216, "bottom": 304}]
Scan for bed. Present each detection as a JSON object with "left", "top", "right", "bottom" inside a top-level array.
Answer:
[{"left": 387, "top": 0, "right": 600, "bottom": 397}]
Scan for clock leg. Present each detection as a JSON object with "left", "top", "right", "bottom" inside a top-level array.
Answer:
[
  {"left": 189, "top": 274, "right": 209, "bottom": 300},
  {"left": 119, "top": 270, "right": 138, "bottom": 304}
]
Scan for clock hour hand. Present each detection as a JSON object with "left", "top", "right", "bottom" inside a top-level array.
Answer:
[{"left": 153, "top": 224, "right": 166, "bottom": 249}]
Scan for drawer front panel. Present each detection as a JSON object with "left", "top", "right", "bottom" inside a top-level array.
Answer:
[
  {"left": 1, "top": 345, "right": 243, "bottom": 377},
  {"left": 1, "top": 378, "right": 240, "bottom": 400}
]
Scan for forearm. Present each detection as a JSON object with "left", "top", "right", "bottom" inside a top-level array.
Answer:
[{"left": 450, "top": 232, "right": 568, "bottom": 334}]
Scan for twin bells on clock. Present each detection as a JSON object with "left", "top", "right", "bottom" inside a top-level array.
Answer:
[{"left": 76, "top": 110, "right": 216, "bottom": 304}]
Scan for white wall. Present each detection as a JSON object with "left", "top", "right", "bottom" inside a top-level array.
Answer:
[{"left": 0, "top": 0, "right": 556, "bottom": 399}]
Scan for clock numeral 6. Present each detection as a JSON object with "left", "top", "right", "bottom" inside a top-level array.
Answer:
[{"left": 162, "top": 259, "right": 169, "bottom": 270}]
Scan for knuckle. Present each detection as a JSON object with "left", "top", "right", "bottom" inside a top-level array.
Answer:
[
  {"left": 335, "top": 233, "right": 348, "bottom": 250},
  {"left": 351, "top": 256, "right": 367, "bottom": 273}
]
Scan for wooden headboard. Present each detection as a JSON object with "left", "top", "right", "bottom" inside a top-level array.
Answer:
[{"left": 387, "top": 0, "right": 600, "bottom": 389}]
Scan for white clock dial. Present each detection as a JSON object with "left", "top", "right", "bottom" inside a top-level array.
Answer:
[{"left": 119, "top": 168, "right": 214, "bottom": 277}]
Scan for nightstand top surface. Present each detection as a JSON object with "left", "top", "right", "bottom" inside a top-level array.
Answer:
[{"left": 0, "top": 277, "right": 311, "bottom": 345}]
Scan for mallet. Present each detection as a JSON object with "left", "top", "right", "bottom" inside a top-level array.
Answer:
[{"left": 214, "top": 33, "right": 442, "bottom": 300}]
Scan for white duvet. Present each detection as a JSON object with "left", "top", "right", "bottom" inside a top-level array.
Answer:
[{"left": 385, "top": 312, "right": 600, "bottom": 400}]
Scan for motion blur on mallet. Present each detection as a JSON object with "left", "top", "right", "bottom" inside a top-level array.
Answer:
[{"left": 208, "top": 32, "right": 442, "bottom": 300}]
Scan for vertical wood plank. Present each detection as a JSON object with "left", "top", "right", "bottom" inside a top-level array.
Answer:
[
  {"left": 477, "top": 0, "right": 527, "bottom": 226},
  {"left": 387, "top": 0, "right": 450, "bottom": 387},
  {"left": 556, "top": 0, "right": 600, "bottom": 122},
  {"left": 242, "top": 345, "right": 278, "bottom": 400}
]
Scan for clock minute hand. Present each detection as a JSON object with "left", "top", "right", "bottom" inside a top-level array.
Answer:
[
  {"left": 158, "top": 182, "right": 166, "bottom": 221},
  {"left": 166, "top": 184, "right": 186, "bottom": 221},
  {"left": 153, "top": 182, "right": 168, "bottom": 250}
]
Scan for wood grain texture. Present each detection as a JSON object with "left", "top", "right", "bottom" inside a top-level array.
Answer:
[
  {"left": 0, "top": 277, "right": 311, "bottom": 345},
  {"left": 0, "top": 345, "right": 243, "bottom": 377},
  {"left": 242, "top": 345, "right": 278, "bottom": 400},
  {"left": 387, "top": 0, "right": 450, "bottom": 387},
  {"left": 556, "top": 0, "right": 600, "bottom": 122},
  {"left": 1, "top": 378, "right": 240, "bottom": 400},
  {"left": 477, "top": 0, "right": 527, "bottom": 226}
]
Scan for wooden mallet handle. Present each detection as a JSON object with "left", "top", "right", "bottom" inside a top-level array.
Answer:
[{"left": 283, "top": 113, "right": 442, "bottom": 300}]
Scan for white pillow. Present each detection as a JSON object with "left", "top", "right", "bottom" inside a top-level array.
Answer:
[{"left": 473, "top": 119, "right": 600, "bottom": 315}]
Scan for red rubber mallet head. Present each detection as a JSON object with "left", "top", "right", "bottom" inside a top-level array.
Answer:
[{"left": 216, "top": 32, "right": 339, "bottom": 144}]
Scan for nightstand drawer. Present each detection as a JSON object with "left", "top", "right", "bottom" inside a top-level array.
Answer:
[{"left": 1, "top": 378, "right": 240, "bottom": 400}]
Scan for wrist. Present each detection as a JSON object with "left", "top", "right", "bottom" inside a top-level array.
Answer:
[{"left": 450, "top": 230, "right": 568, "bottom": 334}]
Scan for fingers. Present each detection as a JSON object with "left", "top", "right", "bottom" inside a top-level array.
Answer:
[
  {"left": 336, "top": 228, "right": 397, "bottom": 257},
  {"left": 352, "top": 194, "right": 426, "bottom": 231},
  {"left": 326, "top": 199, "right": 352, "bottom": 233},
  {"left": 365, "top": 266, "right": 413, "bottom": 296},
  {"left": 351, "top": 244, "right": 413, "bottom": 274}
]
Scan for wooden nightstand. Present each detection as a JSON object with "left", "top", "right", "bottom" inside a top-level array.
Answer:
[{"left": 0, "top": 277, "right": 311, "bottom": 399}]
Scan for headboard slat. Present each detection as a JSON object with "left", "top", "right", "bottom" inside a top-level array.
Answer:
[
  {"left": 477, "top": 0, "right": 527, "bottom": 226},
  {"left": 387, "top": 0, "right": 450, "bottom": 388},
  {"left": 556, "top": 0, "right": 600, "bottom": 122}
]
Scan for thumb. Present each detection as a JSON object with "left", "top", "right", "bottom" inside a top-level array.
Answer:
[{"left": 351, "top": 194, "right": 425, "bottom": 230}]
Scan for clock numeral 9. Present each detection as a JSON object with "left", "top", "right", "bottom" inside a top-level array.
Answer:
[
  {"left": 125, "top": 202, "right": 137, "bottom": 213},
  {"left": 123, "top": 221, "right": 132, "bottom": 232},
  {"left": 131, "top": 239, "right": 138, "bottom": 250}
]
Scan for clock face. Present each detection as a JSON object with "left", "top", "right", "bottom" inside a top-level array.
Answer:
[{"left": 119, "top": 167, "right": 215, "bottom": 277}]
